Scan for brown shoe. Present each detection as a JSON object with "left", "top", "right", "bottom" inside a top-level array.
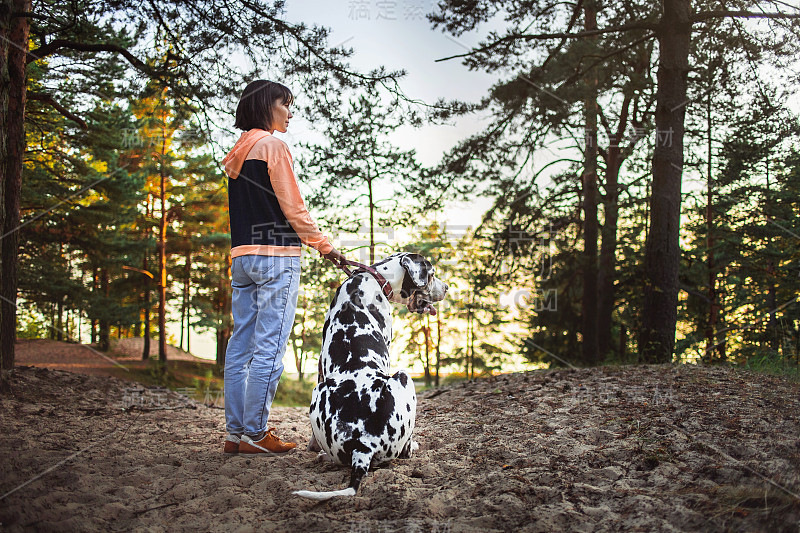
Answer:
[
  {"left": 239, "top": 428, "right": 297, "bottom": 455},
  {"left": 223, "top": 434, "right": 240, "bottom": 454}
]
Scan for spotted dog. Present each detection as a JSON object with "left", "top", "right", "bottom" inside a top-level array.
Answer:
[{"left": 293, "top": 252, "right": 448, "bottom": 500}]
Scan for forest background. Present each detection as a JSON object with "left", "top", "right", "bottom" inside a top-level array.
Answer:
[{"left": 2, "top": 0, "right": 800, "bottom": 388}]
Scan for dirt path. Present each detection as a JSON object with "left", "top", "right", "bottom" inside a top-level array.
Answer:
[
  {"left": 15, "top": 339, "right": 212, "bottom": 381},
  {"left": 1, "top": 351, "right": 799, "bottom": 531}
]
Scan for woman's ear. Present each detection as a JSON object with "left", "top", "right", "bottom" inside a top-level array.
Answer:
[{"left": 400, "top": 254, "right": 432, "bottom": 288}]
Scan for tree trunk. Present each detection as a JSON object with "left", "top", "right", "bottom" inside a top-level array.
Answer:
[
  {"left": 465, "top": 293, "right": 474, "bottom": 378},
  {"left": 598, "top": 94, "right": 631, "bottom": 360},
  {"left": 717, "top": 287, "right": 726, "bottom": 360},
  {"left": 99, "top": 269, "right": 110, "bottom": 351},
  {"left": 435, "top": 310, "right": 441, "bottom": 387},
  {"left": 598, "top": 158, "right": 620, "bottom": 360},
  {"left": 368, "top": 171, "right": 375, "bottom": 264},
  {"left": 423, "top": 316, "right": 431, "bottom": 388},
  {"left": 142, "top": 251, "right": 150, "bottom": 360},
  {"left": 765, "top": 158, "right": 777, "bottom": 351},
  {"left": 638, "top": 0, "right": 691, "bottom": 363},
  {"left": 0, "top": 0, "right": 31, "bottom": 373},
  {"left": 56, "top": 299, "right": 63, "bottom": 341},
  {"left": 704, "top": 89, "right": 719, "bottom": 362},
  {"left": 48, "top": 303, "right": 54, "bottom": 339},
  {"left": 216, "top": 256, "right": 232, "bottom": 368},
  {"left": 581, "top": 0, "right": 600, "bottom": 366},
  {"left": 157, "top": 135, "right": 167, "bottom": 362},
  {"left": 180, "top": 254, "right": 186, "bottom": 350}
]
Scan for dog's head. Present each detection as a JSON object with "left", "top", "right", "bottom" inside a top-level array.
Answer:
[{"left": 371, "top": 252, "right": 448, "bottom": 315}]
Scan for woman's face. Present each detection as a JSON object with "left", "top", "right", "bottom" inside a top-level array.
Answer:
[{"left": 269, "top": 98, "right": 292, "bottom": 133}]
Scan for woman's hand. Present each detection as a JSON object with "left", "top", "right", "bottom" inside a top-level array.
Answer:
[{"left": 323, "top": 247, "right": 347, "bottom": 267}]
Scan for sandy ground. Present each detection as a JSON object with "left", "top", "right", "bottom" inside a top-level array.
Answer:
[{"left": 2, "top": 342, "right": 800, "bottom": 532}]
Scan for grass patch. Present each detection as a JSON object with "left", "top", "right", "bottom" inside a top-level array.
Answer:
[
  {"left": 273, "top": 377, "right": 316, "bottom": 407},
  {"left": 105, "top": 358, "right": 315, "bottom": 407},
  {"left": 741, "top": 352, "right": 800, "bottom": 382},
  {"left": 413, "top": 371, "right": 490, "bottom": 393},
  {"left": 105, "top": 359, "right": 222, "bottom": 390}
]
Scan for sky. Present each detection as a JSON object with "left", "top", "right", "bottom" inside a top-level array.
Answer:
[{"left": 280, "top": 0, "right": 502, "bottom": 224}]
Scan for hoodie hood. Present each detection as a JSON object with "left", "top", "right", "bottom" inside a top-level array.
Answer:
[{"left": 222, "top": 129, "right": 271, "bottom": 179}]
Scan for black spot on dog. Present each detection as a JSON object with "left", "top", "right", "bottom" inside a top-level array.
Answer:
[
  {"left": 327, "top": 285, "right": 345, "bottom": 312},
  {"left": 337, "top": 449, "right": 349, "bottom": 464},
  {"left": 329, "top": 330, "right": 389, "bottom": 374},
  {"left": 395, "top": 371, "right": 408, "bottom": 387},
  {"left": 336, "top": 418, "right": 352, "bottom": 439},
  {"left": 347, "top": 440, "right": 370, "bottom": 455},
  {"left": 335, "top": 305, "right": 358, "bottom": 326},
  {"left": 367, "top": 303, "right": 386, "bottom": 330}
]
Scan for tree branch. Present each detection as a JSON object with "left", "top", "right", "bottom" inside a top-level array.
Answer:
[
  {"left": 435, "top": 20, "right": 657, "bottom": 63},
  {"left": 27, "top": 39, "right": 155, "bottom": 74},
  {"left": 11, "top": 11, "right": 48, "bottom": 19},
  {"left": 558, "top": 32, "right": 655, "bottom": 89},
  {"left": 239, "top": 0, "right": 401, "bottom": 89},
  {"left": 690, "top": 10, "right": 800, "bottom": 23},
  {"left": 27, "top": 91, "right": 88, "bottom": 129}
]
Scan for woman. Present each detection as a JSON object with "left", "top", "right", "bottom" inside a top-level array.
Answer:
[{"left": 221, "top": 80, "right": 346, "bottom": 455}]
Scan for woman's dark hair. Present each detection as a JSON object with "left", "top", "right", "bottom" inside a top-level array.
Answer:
[{"left": 234, "top": 80, "right": 294, "bottom": 131}]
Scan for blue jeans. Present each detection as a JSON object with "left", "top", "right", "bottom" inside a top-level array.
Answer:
[{"left": 224, "top": 255, "right": 300, "bottom": 437}]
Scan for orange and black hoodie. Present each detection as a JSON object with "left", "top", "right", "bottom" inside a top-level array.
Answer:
[{"left": 222, "top": 129, "right": 333, "bottom": 258}]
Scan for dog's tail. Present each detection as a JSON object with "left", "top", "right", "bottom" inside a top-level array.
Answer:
[{"left": 293, "top": 450, "right": 372, "bottom": 500}]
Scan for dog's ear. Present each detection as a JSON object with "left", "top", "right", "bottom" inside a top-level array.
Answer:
[{"left": 400, "top": 253, "right": 432, "bottom": 288}]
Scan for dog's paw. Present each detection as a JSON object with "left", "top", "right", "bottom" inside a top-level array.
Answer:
[
  {"left": 315, "top": 451, "right": 334, "bottom": 463},
  {"left": 399, "top": 439, "right": 420, "bottom": 459}
]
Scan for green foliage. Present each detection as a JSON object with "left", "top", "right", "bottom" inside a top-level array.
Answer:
[
  {"left": 15, "top": 308, "right": 50, "bottom": 340},
  {"left": 19, "top": 64, "right": 145, "bottom": 341},
  {"left": 273, "top": 375, "right": 317, "bottom": 407},
  {"left": 10, "top": 0, "right": 406, "bottom": 366},
  {"left": 302, "top": 84, "right": 423, "bottom": 263},
  {"left": 743, "top": 351, "right": 800, "bottom": 382},
  {"left": 680, "top": 89, "right": 800, "bottom": 366}
]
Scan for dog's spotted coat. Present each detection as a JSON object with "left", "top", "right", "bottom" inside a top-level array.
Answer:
[{"left": 294, "top": 253, "right": 447, "bottom": 499}]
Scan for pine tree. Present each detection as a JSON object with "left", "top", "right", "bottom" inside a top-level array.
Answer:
[{"left": 302, "top": 85, "right": 422, "bottom": 264}]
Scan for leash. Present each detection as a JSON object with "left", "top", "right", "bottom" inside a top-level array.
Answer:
[{"left": 334, "top": 259, "right": 394, "bottom": 301}]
